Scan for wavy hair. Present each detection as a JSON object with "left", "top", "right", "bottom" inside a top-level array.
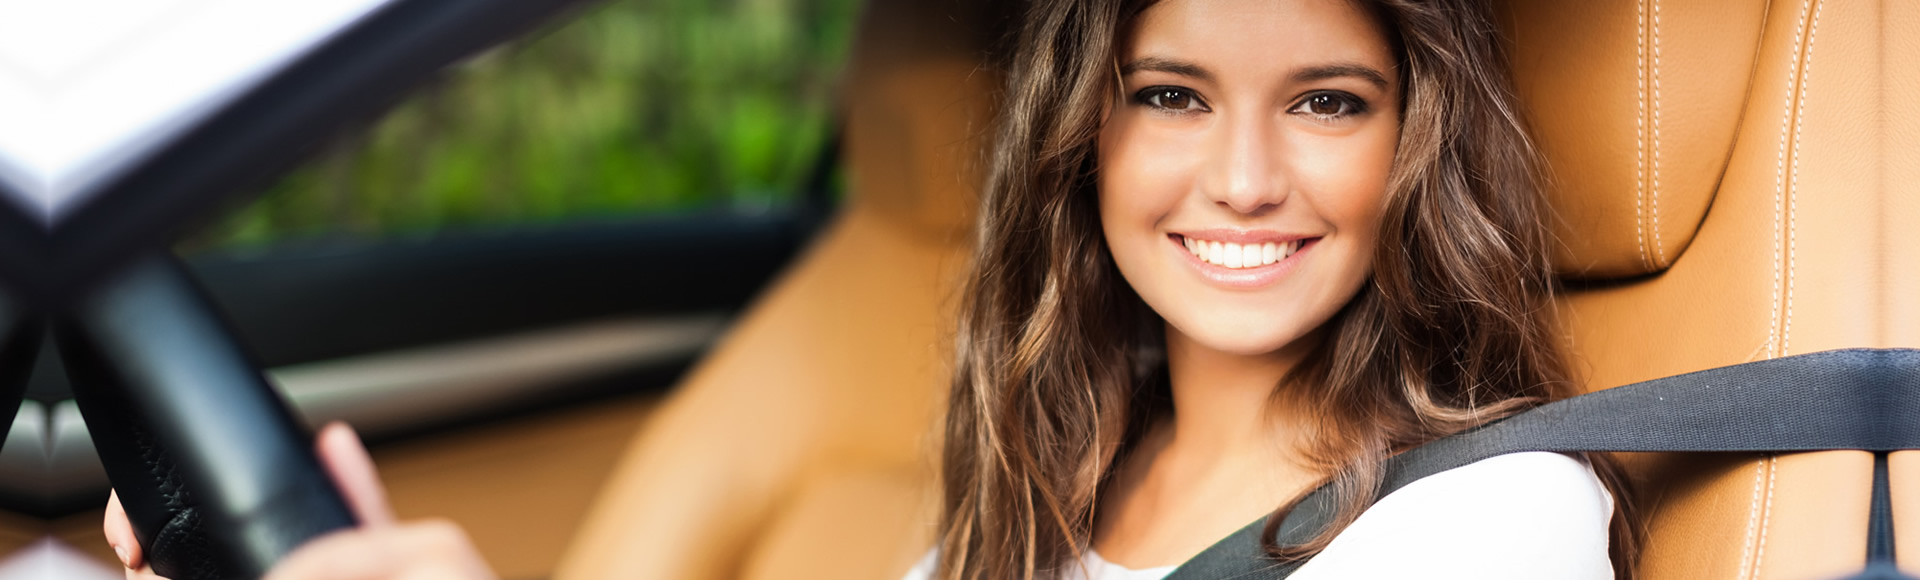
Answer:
[{"left": 936, "top": 0, "right": 1639, "bottom": 578}]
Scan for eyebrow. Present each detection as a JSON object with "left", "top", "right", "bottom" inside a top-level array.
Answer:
[
  {"left": 1119, "top": 57, "right": 1392, "bottom": 91},
  {"left": 1120, "top": 57, "right": 1213, "bottom": 82},
  {"left": 1292, "top": 63, "right": 1392, "bottom": 90}
]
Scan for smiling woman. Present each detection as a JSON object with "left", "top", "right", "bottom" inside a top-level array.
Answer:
[{"left": 908, "top": 0, "right": 1637, "bottom": 578}]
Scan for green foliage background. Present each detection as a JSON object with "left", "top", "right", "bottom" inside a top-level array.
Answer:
[{"left": 192, "top": 0, "right": 861, "bottom": 249}]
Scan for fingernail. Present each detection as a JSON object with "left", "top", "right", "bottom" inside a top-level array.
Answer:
[{"left": 112, "top": 544, "right": 128, "bottom": 567}]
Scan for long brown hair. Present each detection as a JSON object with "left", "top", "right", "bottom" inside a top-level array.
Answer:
[{"left": 936, "top": 0, "right": 1639, "bottom": 578}]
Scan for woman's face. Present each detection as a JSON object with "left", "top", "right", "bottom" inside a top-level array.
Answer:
[{"left": 1099, "top": 0, "right": 1400, "bottom": 358}]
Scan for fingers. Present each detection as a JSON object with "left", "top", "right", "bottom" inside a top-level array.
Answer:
[
  {"left": 316, "top": 422, "right": 395, "bottom": 528},
  {"left": 107, "top": 490, "right": 173, "bottom": 579},
  {"left": 261, "top": 519, "right": 496, "bottom": 580},
  {"left": 104, "top": 489, "right": 143, "bottom": 570},
  {"left": 108, "top": 423, "right": 425, "bottom": 580}
]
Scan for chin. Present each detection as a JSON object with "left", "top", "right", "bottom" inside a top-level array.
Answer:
[{"left": 1174, "top": 316, "right": 1318, "bottom": 358}]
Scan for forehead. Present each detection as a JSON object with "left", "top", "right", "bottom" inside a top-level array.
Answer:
[{"left": 1124, "top": 0, "right": 1394, "bottom": 77}]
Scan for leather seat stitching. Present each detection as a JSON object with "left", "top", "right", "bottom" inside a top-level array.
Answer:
[
  {"left": 1769, "top": 0, "right": 1811, "bottom": 361},
  {"left": 1651, "top": 0, "right": 1667, "bottom": 267},
  {"left": 1636, "top": 0, "right": 1651, "bottom": 272},
  {"left": 1786, "top": 0, "right": 1823, "bottom": 358},
  {"left": 1756, "top": 3, "right": 1819, "bottom": 577},
  {"left": 1754, "top": 456, "right": 1781, "bottom": 576},
  {"left": 1739, "top": 457, "right": 1768, "bottom": 580},
  {"left": 1749, "top": 1, "right": 1811, "bottom": 576}
]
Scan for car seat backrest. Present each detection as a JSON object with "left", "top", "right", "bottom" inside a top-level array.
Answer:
[
  {"left": 841, "top": 0, "right": 1000, "bottom": 241},
  {"left": 553, "top": 1, "right": 1000, "bottom": 578},
  {"left": 1501, "top": 1, "right": 1906, "bottom": 578}
]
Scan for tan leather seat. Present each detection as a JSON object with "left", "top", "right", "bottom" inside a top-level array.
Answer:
[
  {"left": 1503, "top": 0, "right": 1907, "bottom": 578},
  {"left": 558, "top": 1, "right": 1915, "bottom": 578},
  {"left": 553, "top": 2, "right": 998, "bottom": 578}
]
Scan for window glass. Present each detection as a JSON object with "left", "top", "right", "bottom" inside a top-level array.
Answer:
[{"left": 188, "top": 0, "right": 860, "bottom": 249}]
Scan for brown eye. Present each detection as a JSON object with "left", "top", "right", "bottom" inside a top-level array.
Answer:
[
  {"left": 1290, "top": 91, "right": 1367, "bottom": 120},
  {"left": 1134, "top": 86, "right": 1206, "bottom": 113},
  {"left": 1156, "top": 89, "right": 1192, "bottom": 110},
  {"left": 1306, "top": 94, "right": 1342, "bottom": 115}
]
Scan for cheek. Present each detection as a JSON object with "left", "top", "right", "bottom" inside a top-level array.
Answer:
[
  {"left": 1096, "top": 119, "right": 1198, "bottom": 251},
  {"left": 1294, "top": 122, "right": 1398, "bottom": 259},
  {"left": 1096, "top": 120, "right": 1201, "bottom": 337}
]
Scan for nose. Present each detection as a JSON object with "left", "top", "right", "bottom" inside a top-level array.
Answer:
[{"left": 1200, "top": 112, "right": 1288, "bottom": 215}]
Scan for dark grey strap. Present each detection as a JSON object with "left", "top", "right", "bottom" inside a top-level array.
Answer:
[{"left": 1165, "top": 348, "right": 1920, "bottom": 580}]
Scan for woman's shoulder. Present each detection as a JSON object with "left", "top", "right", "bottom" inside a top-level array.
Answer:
[
  {"left": 1292, "top": 451, "right": 1615, "bottom": 580},
  {"left": 901, "top": 453, "right": 1613, "bottom": 580},
  {"left": 1390, "top": 451, "right": 1615, "bottom": 507}
]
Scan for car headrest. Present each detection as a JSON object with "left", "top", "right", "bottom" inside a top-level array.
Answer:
[
  {"left": 840, "top": 0, "right": 1005, "bottom": 241},
  {"left": 1498, "top": 1, "right": 1769, "bottom": 279}
]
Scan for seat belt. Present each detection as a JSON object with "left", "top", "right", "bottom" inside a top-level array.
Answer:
[{"left": 1165, "top": 348, "right": 1920, "bottom": 580}]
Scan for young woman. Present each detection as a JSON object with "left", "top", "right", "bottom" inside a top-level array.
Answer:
[{"left": 907, "top": 0, "right": 1635, "bottom": 578}]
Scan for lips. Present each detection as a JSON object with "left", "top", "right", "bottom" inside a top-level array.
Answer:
[
  {"left": 1180, "top": 236, "right": 1303, "bottom": 269},
  {"left": 1168, "top": 233, "right": 1318, "bottom": 289}
]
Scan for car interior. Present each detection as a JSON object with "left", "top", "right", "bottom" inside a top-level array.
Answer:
[{"left": 0, "top": 0, "right": 1912, "bottom": 579}]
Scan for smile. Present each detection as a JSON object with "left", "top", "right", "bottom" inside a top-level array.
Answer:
[
  {"left": 1179, "top": 236, "right": 1303, "bottom": 269},
  {"left": 1167, "top": 233, "right": 1319, "bottom": 289}
]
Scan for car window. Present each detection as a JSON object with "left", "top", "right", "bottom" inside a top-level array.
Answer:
[{"left": 183, "top": 0, "right": 861, "bottom": 251}]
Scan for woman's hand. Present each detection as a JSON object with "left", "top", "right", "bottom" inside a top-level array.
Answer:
[{"left": 102, "top": 422, "right": 498, "bottom": 580}]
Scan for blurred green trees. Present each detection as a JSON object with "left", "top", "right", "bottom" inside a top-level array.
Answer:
[{"left": 192, "top": 0, "right": 860, "bottom": 249}]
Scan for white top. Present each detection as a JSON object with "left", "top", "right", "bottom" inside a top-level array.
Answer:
[{"left": 900, "top": 451, "right": 1614, "bottom": 580}]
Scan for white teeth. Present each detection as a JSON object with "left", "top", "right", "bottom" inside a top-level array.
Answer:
[{"left": 1182, "top": 236, "right": 1305, "bottom": 269}]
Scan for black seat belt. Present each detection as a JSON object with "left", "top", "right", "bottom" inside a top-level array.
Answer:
[{"left": 1166, "top": 348, "right": 1920, "bottom": 580}]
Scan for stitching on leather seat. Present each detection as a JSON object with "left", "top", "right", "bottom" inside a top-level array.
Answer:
[
  {"left": 1651, "top": 0, "right": 1667, "bottom": 268},
  {"left": 1785, "top": 0, "right": 1824, "bottom": 358},
  {"left": 1753, "top": 456, "right": 1781, "bottom": 577},
  {"left": 1769, "top": 0, "right": 1812, "bottom": 361},
  {"left": 1750, "top": 2, "right": 1818, "bottom": 577},
  {"left": 1636, "top": 0, "right": 1651, "bottom": 272},
  {"left": 1739, "top": 457, "right": 1768, "bottom": 580},
  {"left": 1757, "top": 4, "right": 1821, "bottom": 569}
]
